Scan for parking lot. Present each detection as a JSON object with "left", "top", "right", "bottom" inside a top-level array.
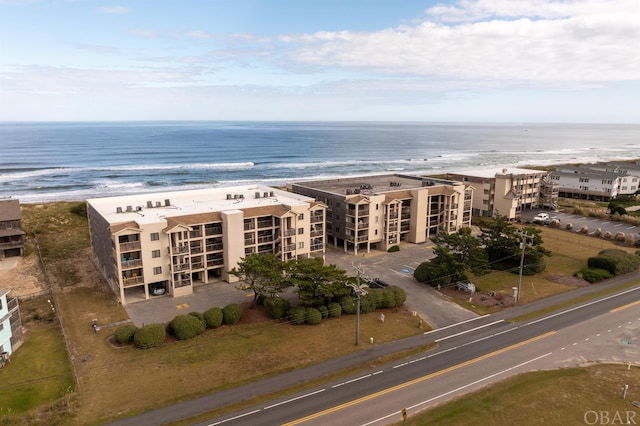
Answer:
[{"left": 520, "top": 208, "right": 639, "bottom": 238}]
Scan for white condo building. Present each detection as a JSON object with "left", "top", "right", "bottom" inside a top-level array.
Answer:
[{"left": 87, "top": 186, "right": 326, "bottom": 305}]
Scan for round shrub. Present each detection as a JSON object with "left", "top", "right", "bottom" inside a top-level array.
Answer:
[
  {"left": 387, "top": 245, "right": 400, "bottom": 252},
  {"left": 594, "top": 228, "right": 602, "bottom": 237},
  {"left": 604, "top": 231, "right": 613, "bottom": 239},
  {"left": 266, "top": 297, "right": 290, "bottom": 320},
  {"left": 578, "top": 267, "right": 612, "bottom": 283},
  {"left": 305, "top": 307, "right": 322, "bottom": 324},
  {"left": 288, "top": 306, "right": 307, "bottom": 325},
  {"left": 359, "top": 293, "right": 378, "bottom": 314},
  {"left": 189, "top": 311, "right": 207, "bottom": 328},
  {"left": 222, "top": 303, "right": 242, "bottom": 325},
  {"left": 169, "top": 314, "right": 206, "bottom": 340},
  {"left": 114, "top": 324, "right": 138, "bottom": 344},
  {"left": 317, "top": 305, "right": 329, "bottom": 318},
  {"left": 579, "top": 226, "right": 589, "bottom": 234},
  {"left": 134, "top": 323, "right": 165, "bottom": 349},
  {"left": 327, "top": 302, "right": 342, "bottom": 318},
  {"left": 377, "top": 287, "right": 397, "bottom": 309},
  {"left": 339, "top": 295, "right": 357, "bottom": 314},
  {"left": 391, "top": 286, "right": 407, "bottom": 306},
  {"left": 565, "top": 223, "right": 573, "bottom": 230},
  {"left": 204, "top": 307, "right": 223, "bottom": 329},
  {"left": 615, "top": 232, "right": 626, "bottom": 242}
]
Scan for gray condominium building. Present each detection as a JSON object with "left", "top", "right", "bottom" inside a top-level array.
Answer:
[
  {"left": 87, "top": 185, "right": 326, "bottom": 305},
  {"left": 290, "top": 174, "right": 472, "bottom": 255}
]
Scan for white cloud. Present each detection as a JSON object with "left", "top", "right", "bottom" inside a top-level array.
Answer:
[
  {"left": 97, "top": 6, "right": 131, "bottom": 15},
  {"left": 276, "top": 0, "right": 640, "bottom": 85}
]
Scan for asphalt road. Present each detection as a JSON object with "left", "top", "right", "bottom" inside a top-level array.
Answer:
[
  {"left": 195, "top": 284, "right": 640, "bottom": 426},
  {"left": 108, "top": 272, "right": 640, "bottom": 426}
]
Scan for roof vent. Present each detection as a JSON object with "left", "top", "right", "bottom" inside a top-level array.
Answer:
[
  {"left": 264, "top": 191, "right": 269, "bottom": 197},
  {"left": 147, "top": 201, "right": 153, "bottom": 208},
  {"left": 126, "top": 205, "right": 133, "bottom": 212},
  {"left": 269, "top": 191, "right": 274, "bottom": 197},
  {"left": 116, "top": 207, "right": 123, "bottom": 213},
  {"left": 255, "top": 192, "right": 261, "bottom": 198},
  {"left": 226, "top": 194, "right": 232, "bottom": 200},
  {"left": 156, "top": 201, "right": 162, "bottom": 207},
  {"left": 165, "top": 199, "right": 171, "bottom": 206}
]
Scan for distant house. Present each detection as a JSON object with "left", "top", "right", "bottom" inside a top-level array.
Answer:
[
  {"left": 565, "top": 162, "right": 640, "bottom": 197},
  {"left": 0, "top": 289, "right": 23, "bottom": 358},
  {"left": 0, "top": 199, "right": 25, "bottom": 259},
  {"left": 447, "top": 168, "right": 558, "bottom": 220}
]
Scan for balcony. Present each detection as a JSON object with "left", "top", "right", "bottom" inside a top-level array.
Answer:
[
  {"left": 310, "top": 230, "right": 323, "bottom": 237},
  {"left": 205, "top": 226, "right": 223, "bottom": 236},
  {"left": 0, "top": 240, "right": 23, "bottom": 250},
  {"left": 310, "top": 244, "right": 323, "bottom": 251},
  {"left": 283, "top": 244, "right": 295, "bottom": 252},
  {"left": 310, "top": 214, "right": 323, "bottom": 223},
  {"left": 191, "top": 262, "right": 204, "bottom": 270},
  {"left": 207, "top": 258, "right": 224, "bottom": 267},
  {"left": 244, "top": 238, "right": 256, "bottom": 245},
  {"left": 173, "top": 263, "right": 189, "bottom": 272},
  {"left": 257, "top": 220, "right": 273, "bottom": 229},
  {"left": 206, "top": 243, "right": 223, "bottom": 252},
  {"left": 190, "top": 246, "right": 203, "bottom": 254},
  {"left": 189, "top": 230, "right": 202, "bottom": 239},
  {"left": 244, "top": 222, "right": 256, "bottom": 231},
  {"left": 119, "top": 241, "right": 141, "bottom": 252},
  {"left": 123, "top": 276, "right": 144, "bottom": 287},
  {"left": 121, "top": 259, "right": 142, "bottom": 269},
  {"left": 174, "top": 279, "right": 191, "bottom": 288},
  {"left": 172, "top": 245, "right": 189, "bottom": 254},
  {"left": 257, "top": 235, "right": 274, "bottom": 244},
  {"left": 283, "top": 229, "right": 296, "bottom": 237}
]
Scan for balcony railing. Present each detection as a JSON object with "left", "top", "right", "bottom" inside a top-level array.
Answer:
[
  {"left": 0, "top": 240, "right": 23, "bottom": 249},
  {"left": 173, "top": 263, "right": 189, "bottom": 272},
  {"left": 310, "top": 230, "right": 323, "bottom": 237},
  {"left": 310, "top": 244, "right": 323, "bottom": 251},
  {"left": 257, "top": 220, "right": 273, "bottom": 229},
  {"left": 123, "top": 276, "right": 144, "bottom": 287},
  {"left": 244, "top": 238, "right": 256, "bottom": 245},
  {"left": 190, "top": 246, "right": 203, "bottom": 254},
  {"left": 257, "top": 235, "right": 274, "bottom": 244},
  {"left": 121, "top": 259, "right": 142, "bottom": 269},
  {"left": 310, "top": 214, "right": 323, "bottom": 223},
  {"left": 119, "top": 241, "right": 141, "bottom": 251},
  {"left": 283, "top": 244, "right": 295, "bottom": 252},
  {"left": 207, "top": 258, "right": 224, "bottom": 267},
  {"left": 283, "top": 229, "right": 296, "bottom": 237},
  {"left": 191, "top": 262, "right": 204, "bottom": 270},
  {"left": 174, "top": 279, "right": 191, "bottom": 288},
  {"left": 172, "top": 245, "right": 189, "bottom": 254},
  {"left": 206, "top": 243, "right": 223, "bottom": 252},
  {"left": 205, "top": 226, "right": 223, "bottom": 236},
  {"left": 7, "top": 297, "right": 18, "bottom": 313},
  {"left": 244, "top": 222, "right": 256, "bottom": 231}
]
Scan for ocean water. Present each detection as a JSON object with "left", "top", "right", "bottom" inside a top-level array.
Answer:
[{"left": 1, "top": 121, "right": 638, "bottom": 203}]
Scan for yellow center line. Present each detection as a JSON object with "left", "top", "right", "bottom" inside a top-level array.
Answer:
[
  {"left": 282, "top": 330, "right": 556, "bottom": 426},
  {"left": 610, "top": 299, "right": 640, "bottom": 313}
]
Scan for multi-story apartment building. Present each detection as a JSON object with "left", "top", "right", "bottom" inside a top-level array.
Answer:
[
  {"left": 0, "top": 289, "right": 23, "bottom": 357},
  {"left": 448, "top": 168, "right": 558, "bottom": 219},
  {"left": 290, "top": 174, "right": 472, "bottom": 255},
  {"left": 0, "top": 199, "right": 25, "bottom": 259},
  {"left": 87, "top": 185, "right": 326, "bottom": 305},
  {"left": 567, "top": 162, "right": 640, "bottom": 197},
  {"left": 549, "top": 166, "right": 623, "bottom": 201}
]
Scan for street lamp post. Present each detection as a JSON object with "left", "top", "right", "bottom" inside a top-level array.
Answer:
[
  {"left": 516, "top": 231, "right": 534, "bottom": 302},
  {"left": 347, "top": 265, "right": 368, "bottom": 346}
]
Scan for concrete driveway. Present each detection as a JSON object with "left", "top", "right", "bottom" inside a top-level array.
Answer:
[{"left": 324, "top": 244, "right": 478, "bottom": 328}]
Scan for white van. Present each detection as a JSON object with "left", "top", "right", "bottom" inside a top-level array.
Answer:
[{"left": 533, "top": 213, "right": 550, "bottom": 224}]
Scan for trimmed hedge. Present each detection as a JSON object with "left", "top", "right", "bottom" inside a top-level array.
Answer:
[
  {"left": 339, "top": 295, "right": 357, "bottom": 314},
  {"left": 317, "top": 305, "right": 329, "bottom": 319},
  {"left": 360, "top": 293, "right": 378, "bottom": 314},
  {"left": 391, "top": 286, "right": 407, "bottom": 306},
  {"left": 305, "top": 307, "right": 322, "bottom": 325},
  {"left": 189, "top": 311, "right": 207, "bottom": 328},
  {"left": 134, "top": 323, "right": 165, "bottom": 349},
  {"left": 327, "top": 302, "right": 342, "bottom": 318},
  {"left": 587, "top": 248, "right": 640, "bottom": 275},
  {"left": 266, "top": 297, "right": 290, "bottom": 320},
  {"left": 114, "top": 324, "right": 138, "bottom": 344},
  {"left": 169, "top": 314, "right": 206, "bottom": 340},
  {"left": 387, "top": 245, "right": 400, "bottom": 252},
  {"left": 578, "top": 267, "right": 612, "bottom": 283},
  {"left": 222, "top": 303, "right": 242, "bottom": 325},
  {"left": 289, "top": 306, "right": 307, "bottom": 325},
  {"left": 204, "top": 307, "right": 223, "bottom": 328}
]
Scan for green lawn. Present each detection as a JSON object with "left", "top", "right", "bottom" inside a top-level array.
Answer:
[{"left": 394, "top": 364, "right": 639, "bottom": 426}]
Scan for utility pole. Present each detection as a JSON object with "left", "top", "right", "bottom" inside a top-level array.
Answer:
[
  {"left": 348, "top": 263, "right": 368, "bottom": 346},
  {"left": 516, "top": 231, "right": 534, "bottom": 303}
]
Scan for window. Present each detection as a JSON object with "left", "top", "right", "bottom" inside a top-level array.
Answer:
[
  {"left": 298, "top": 242, "right": 304, "bottom": 249},
  {"left": 153, "top": 266, "right": 162, "bottom": 275},
  {"left": 298, "top": 213, "right": 304, "bottom": 220},
  {"left": 152, "top": 249, "right": 161, "bottom": 258},
  {"left": 298, "top": 227, "right": 304, "bottom": 235},
  {"left": 150, "top": 232, "right": 160, "bottom": 241}
]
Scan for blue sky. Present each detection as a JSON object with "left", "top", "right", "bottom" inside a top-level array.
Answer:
[{"left": 1, "top": 0, "right": 639, "bottom": 122}]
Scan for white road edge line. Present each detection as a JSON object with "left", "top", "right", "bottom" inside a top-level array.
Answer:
[
  {"left": 435, "top": 320, "right": 504, "bottom": 342},
  {"left": 208, "top": 409, "right": 262, "bottom": 425},
  {"left": 526, "top": 285, "right": 640, "bottom": 325},
  {"left": 263, "top": 389, "right": 326, "bottom": 410},
  {"left": 423, "top": 314, "right": 491, "bottom": 335},
  {"left": 362, "top": 352, "right": 553, "bottom": 426}
]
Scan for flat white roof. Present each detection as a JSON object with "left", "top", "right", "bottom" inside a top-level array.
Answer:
[
  {"left": 451, "top": 167, "right": 546, "bottom": 179},
  {"left": 87, "top": 185, "right": 314, "bottom": 225}
]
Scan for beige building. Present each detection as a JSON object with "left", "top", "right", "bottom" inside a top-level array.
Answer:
[
  {"left": 87, "top": 186, "right": 326, "bottom": 305},
  {"left": 448, "top": 167, "right": 558, "bottom": 219},
  {"left": 290, "top": 174, "right": 472, "bottom": 255}
]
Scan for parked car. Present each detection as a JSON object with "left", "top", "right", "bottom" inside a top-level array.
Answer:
[
  {"left": 533, "top": 213, "right": 550, "bottom": 224},
  {"left": 149, "top": 283, "right": 166, "bottom": 296}
]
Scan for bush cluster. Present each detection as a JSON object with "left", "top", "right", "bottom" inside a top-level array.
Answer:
[
  {"left": 169, "top": 314, "right": 206, "bottom": 340},
  {"left": 586, "top": 248, "right": 640, "bottom": 279},
  {"left": 266, "top": 297, "right": 290, "bottom": 320},
  {"left": 577, "top": 267, "right": 612, "bottom": 283},
  {"left": 134, "top": 323, "right": 165, "bottom": 349},
  {"left": 114, "top": 324, "right": 138, "bottom": 344}
]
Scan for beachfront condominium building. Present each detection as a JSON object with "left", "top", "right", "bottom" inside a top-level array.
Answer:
[
  {"left": 548, "top": 166, "right": 626, "bottom": 201},
  {"left": 0, "top": 199, "right": 25, "bottom": 259},
  {"left": 290, "top": 174, "right": 472, "bottom": 255},
  {"left": 447, "top": 167, "right": 559, "bottom": 219},
  {"left": 0, "top": 289, "right": 23, "bottom": 358},
  {"left": 87, "top": 186, "right": 326, "bottom": 305}
]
